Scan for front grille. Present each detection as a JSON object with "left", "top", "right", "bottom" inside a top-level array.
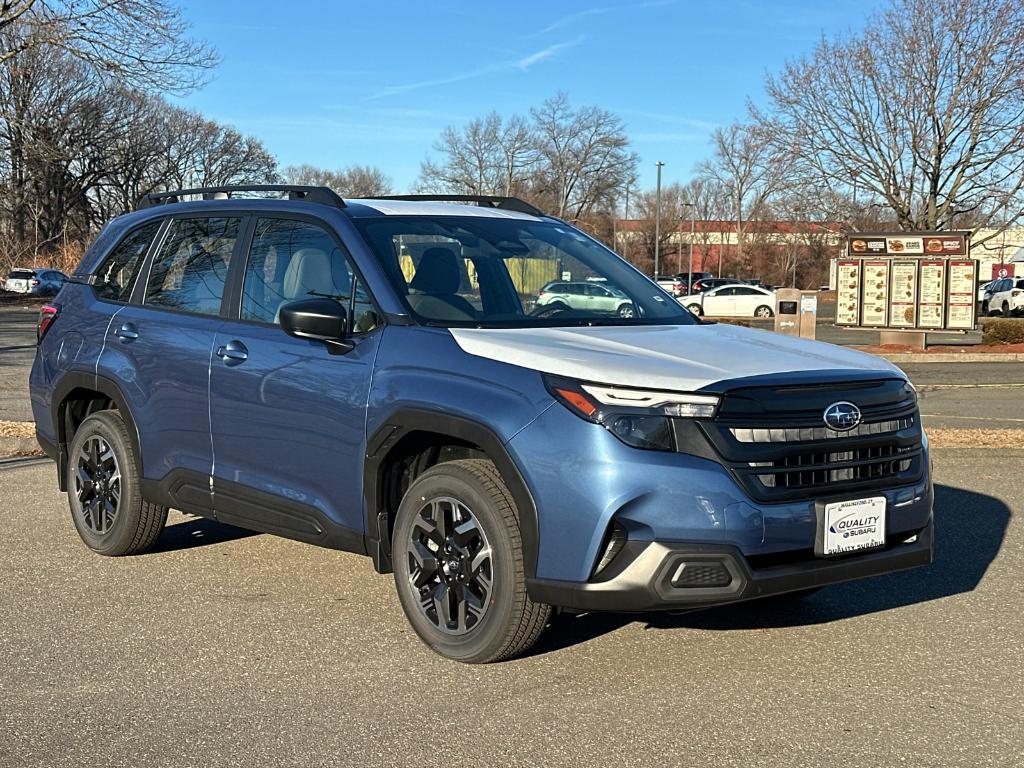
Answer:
[
  {"left": 751, "top": 443, "right": 916, "bottom": 489},
  {"left": 687, "top": 378, "right": 924, "bottom": 503}
]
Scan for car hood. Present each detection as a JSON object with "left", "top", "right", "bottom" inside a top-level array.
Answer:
[{"left": 448, "top": 323, "right": 902, "bottom": 391}]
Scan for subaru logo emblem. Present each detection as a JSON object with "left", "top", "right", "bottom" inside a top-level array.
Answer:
[{"left": 823, "top": 401, "right": 861, "bottom": 432}]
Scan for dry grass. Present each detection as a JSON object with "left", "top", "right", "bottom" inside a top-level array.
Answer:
[
  {"left": 1, "top": 420, "right": 1019, "bottom": 456},
  {"left": 926, "top": 428, "right": 1024, "bottom": 449},
  {"left": 0, "top": 421, "right": 34, "bottom": 438}
]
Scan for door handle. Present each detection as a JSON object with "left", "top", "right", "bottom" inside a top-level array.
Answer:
[
  {"left": 216, "top": 340, "right": 248, "bottom": 364},
  {"left": 114, "top": 323, "right": 138, "bottom": 341}
]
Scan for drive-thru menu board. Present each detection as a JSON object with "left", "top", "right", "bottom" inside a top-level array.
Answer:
[
  {"left": 947, "top": 260, "right": 977, "bottom": 330},
  {"left": 836, "top": 260, "right": 860, "bottom": 325},
  {"left": 839, "top": 232, "right": 975, "bottom": 331},
  {"left": 889, "top": 261, "right": 918, "bottom": 328},
  {"left": 861, "top": 261, "right": 890, "bottom": 326},
  {"left": 918, "top": 260, "right": 946, "bottom": 329}
]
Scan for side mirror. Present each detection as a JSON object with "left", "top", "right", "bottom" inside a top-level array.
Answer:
[{"left": 279, "top": 298, "right": 353, "bottom": 354}]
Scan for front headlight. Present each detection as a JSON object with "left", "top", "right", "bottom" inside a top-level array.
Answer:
[
  {"left": 581, "top": 384, "right": 720, "bottom": 418},
  {"left": 543, "top": 375, "right": 721, "bottom": 451}
]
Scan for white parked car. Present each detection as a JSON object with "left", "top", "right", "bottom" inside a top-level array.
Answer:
[
  {"left": 535, "top": 280, "right": 636, "bottom": 318},
  {"left": 684, "top": 284, "right": 777, "bottom": 318},
  {"left": 984, "top": 276, "right": 1024, "bottom": 317},
  {"left": 4, "top": 267, "right": 67, "bottom": 295}
]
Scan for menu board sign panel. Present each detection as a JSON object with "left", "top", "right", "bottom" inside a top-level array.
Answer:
[
  {"left": 835, "top": 260, "right": 861, "bottom": 326},
  {"left": 946, "top": 260, "right": 977, "bottom": 330},
  {"left": 917, "top": 260, "right": 946, "bottom": 329},
  {"left": 861, "top": 261, "right": 890, "bottom": 326},
  {"left": 849, "top": 237, "right": 887, "bottom": 255},
  {"left": 889, "top": 261, "right": 918, "bottom": 328},
  {"left": 885, "top": 236, "right": 923, "bottom": 255},
  {"left": 923, "top": 234, "right": 967, "bottom": 255}
]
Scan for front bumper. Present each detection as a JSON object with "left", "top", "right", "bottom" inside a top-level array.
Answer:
[{"left": 526, "top": 520, "right": 933, "bottom": 612}]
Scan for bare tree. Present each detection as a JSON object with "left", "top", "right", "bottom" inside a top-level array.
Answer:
[
  {"left": 699, "top": 123, "right": 789, "bottom": 275},
  {"left": 681, "top": 176, "right": 730, "bottom": 276},
  {"left": 285, "top": 163, "right": 391, "bottom": 197},
  {"left": 531, "top": 93, "right": 637, "bottom": 220},
  {"left": 0, "top": 0, "right": 216, "bottom": 92},
  {"left": 757, "top": 0, "right": 1024, "bottom": 245},
  {"left": 418, "top": 95, "right": 637, "bottom": 219},
  {"left": 417, "top": 111, "right": 538, "bottom": 197},
  {"left": 633, "top": 183, "right": 684, "bottom": 270}
]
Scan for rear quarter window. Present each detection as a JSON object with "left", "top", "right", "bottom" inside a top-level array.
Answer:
[{"left": 93, "top": 221, "right": 163, "bottom": 303}]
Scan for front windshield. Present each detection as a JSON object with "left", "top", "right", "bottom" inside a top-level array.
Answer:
[{"left": 353, "top": 215, "right": 695, "bottom": 328}]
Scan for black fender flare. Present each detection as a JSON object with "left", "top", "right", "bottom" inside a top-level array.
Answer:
[
  {"left": 50, "top": 372, "right": 142, "bottom": 491},
  {"left": 363, "top": 409, "right": 539, "bottom": 579}
]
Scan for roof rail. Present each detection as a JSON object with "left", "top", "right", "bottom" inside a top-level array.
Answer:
[
  {"left": 371, "top": 194, "right": 544, "bottom": 217},
  {"left": 135, "top": 185, "right": 346, "bottom": 210}
]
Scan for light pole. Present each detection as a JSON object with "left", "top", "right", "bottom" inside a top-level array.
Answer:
[
  {"left": 681, "top": 201, "right": 695, "bottom": 289},
  {"left": 654, "top": 161, "right": 664, "bottom": 277}
]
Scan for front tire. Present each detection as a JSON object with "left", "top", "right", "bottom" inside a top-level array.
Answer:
[
  {"left": 66, "top": 410, "right": 168, "bottom": 556},
  {"left": 617, "top": 302, "right": 636, "bottom": 318},
  {"left": 392, "top": 459, "right": 550, "bottom": 663},
  {"left": 1003, "top": 301, "right": 1011, "bottom": 317}
]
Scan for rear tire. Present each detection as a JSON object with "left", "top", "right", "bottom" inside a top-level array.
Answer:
[
  {"left": 392, "top": 459, "right": 550, "bottom": 663},
  {"left": 754, "top": 305, "right": 774, "bottom": 318},
  {"left": 66, "top": 410, "right": 167, "bottom": 556},
  {"left": 687, "top": 303, "right": 703, "bottom": 316}
]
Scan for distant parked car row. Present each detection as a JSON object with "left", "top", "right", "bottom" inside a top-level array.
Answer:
[{"left": 4, "top": 267, "right": 67, "bottom": 296}]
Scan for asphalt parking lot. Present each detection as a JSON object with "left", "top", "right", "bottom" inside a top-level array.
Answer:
[
  {"left": 1, "top": 302, "right": 1022, "bottom": 766},
  {"left": 1, "top": 449, "right": 1020, "bottom": 767}
]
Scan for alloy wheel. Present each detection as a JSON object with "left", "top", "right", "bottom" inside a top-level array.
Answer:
[
  {"left": 75, "top": 435, "right": 121, "bottom": 535},
  {"left": 406, "top": 496, "right": 493, "bottom": 635}
]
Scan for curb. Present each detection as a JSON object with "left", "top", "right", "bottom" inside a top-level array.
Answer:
[
  {"left": 0, "top": 435, "right": 42, "bottom": 456},
  {"left": 876, "top": 353, "right": 1024, "bottom": 363}
]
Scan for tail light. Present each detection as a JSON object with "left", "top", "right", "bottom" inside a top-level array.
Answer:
[
  {"left": 37, "top": 304, "right": 59, "bottom": 343},
  {"left": 30, "top": 279, "right": 39, "bottom": 286}
]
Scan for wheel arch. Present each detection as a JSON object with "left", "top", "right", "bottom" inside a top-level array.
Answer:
[
  {"left": 363, "top": 409, "right": 539, "bottom": 579},
  {"left": 51, "top": 372, "right": 142, "bottom": 492}
]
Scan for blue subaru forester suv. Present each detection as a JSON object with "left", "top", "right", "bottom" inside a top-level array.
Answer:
[{"left": 30, "top": 186, "right": 933, "bottom": 663}]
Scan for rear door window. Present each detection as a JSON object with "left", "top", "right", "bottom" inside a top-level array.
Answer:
[
  {"left": 93, "top": 221, "right": 162, "bottom": 303},
  {"left": 144, "top": 217, "right": 241, "bottom": 315}
]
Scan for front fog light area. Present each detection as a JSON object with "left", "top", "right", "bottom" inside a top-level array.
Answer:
[{"left": 606, "top": 415, "right": 675, "bottom": 451}]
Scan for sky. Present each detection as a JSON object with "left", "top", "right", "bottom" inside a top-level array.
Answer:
[{"left": 174, "top": 0, "right": 883, "bottom": 192}]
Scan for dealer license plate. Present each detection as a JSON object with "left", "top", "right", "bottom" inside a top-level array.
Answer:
[{"left": 822, "top": 497, "right": 886, "bottom": 556}]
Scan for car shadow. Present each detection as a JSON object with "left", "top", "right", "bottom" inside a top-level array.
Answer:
[
  {"left": 527, "top": 483, "right": 1010, "bottom": 657},
  {"left": 149, "top": 516, "right": 259, "bottom": 553}
]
